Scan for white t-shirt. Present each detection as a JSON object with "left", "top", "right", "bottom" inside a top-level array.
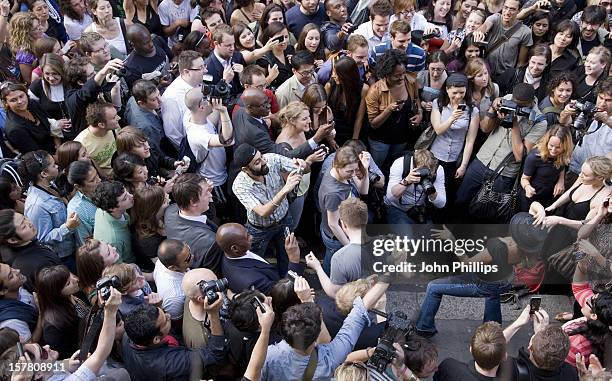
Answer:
[
  {"left": 183, "top": 113, "right": 228, "bottom": 186},
  {"left": 158, "top": 0, "right": 195, "bottom": 47}
]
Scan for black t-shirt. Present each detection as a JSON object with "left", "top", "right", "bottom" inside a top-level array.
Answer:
[
  {"left": 123, "top": 36, "right": 172, "bottom": 89},
  {"left": 579, "top": 37, "right": 601, "bottom": 58},
  {"left": 522, "top": 150, "right": 563, "bottom": 199},
  {"left": 505, "top": 348, "right": 580, "bottom": 381},
  {"left": 477, "top": 238, "right": 513, "bottom": 282},
  {"left": 434, "top": 358, "right": 510, "bottom": 381},
  {"left": 11, "top": 241, "right": 62, "bottom": 293},
  {"left": 131, "top": 231, "right": 164, "bottom": 272}
]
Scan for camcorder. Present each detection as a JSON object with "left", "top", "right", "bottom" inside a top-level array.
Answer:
[
  {"left": 96, "top": 276, "right": 121, "bottom": 301},
  {"left": 368, "top": 310, "right": 416, "bottom": 373},
  {"left": 202, "top": 74, "right": 231, "bottom": 104},
  {"left": 572, "top": 100, "right": 598, "bottom": 131},
  {"left": 198, "top": 278, "right": 229, "bottom": 304},
  {"left": 498, "top": 99, "right": 532, "bottom": 128}
]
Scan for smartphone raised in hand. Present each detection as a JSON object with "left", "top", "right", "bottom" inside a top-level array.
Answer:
[
  {"left": 529, "top": 296, "right": 542, "bottom": 314},
  {"left": 251, "top": 297, "right": 266, "bottom": 313}
]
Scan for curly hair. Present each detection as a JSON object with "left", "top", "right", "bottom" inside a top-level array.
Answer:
[
  {"left": 376, "top": 48, "right": 409, "bottom": 79},
  {"left": 278, "top": 101, "right": 309, "bottom": 129},
  {"left": 8, "top": 12, "right": 37, "bottom": 53}
]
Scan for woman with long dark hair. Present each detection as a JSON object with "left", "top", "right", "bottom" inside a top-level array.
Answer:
[
  {"left": 446, "top": 34, "right": 484, "bottom": 73},
  {"left": 83, "top": 0, "right": 130, "bottom": 57},
  {"left": 417, "top": 51, "right": 448, "bottom": 115},
  {"left": 325, "top": 56, "right": 368, "bottom": 145},
  {"left": 1, "top": 82, "right": 56, "bottom": 155},
  {"left": 366, "top": 49, "right": 423, "bottom": 169},
  {"left": 233, "top": 22, "right": 279, "bottom": 64},
  {"left": 60, "top": 0, "right": 93, "bottom": 40},
  {"left": 67, "top": 160, "right": 101, "bottom": 245},
  {"left": 295, "top": 23, "right": 325, "bottom": 69},
  {"left": 497, "top": 43, "right": 551, "bottom": 102},
  {"left": 255, "top": 3, "right": 296, "bottom": 45},
  {"left": 430, "top": 73, "right": 479, "bottom": 204},
  {"left": 518, "top": 125, "right": 574, "bottom": 212},
  {"left": 529, "top": 11, "right": 551, "bottom": 44},
  {"left": 257, "top": 22, "right": 295, "bottom": 89},
  {"left": 230, "top": 0, "right": 265, "bottom": 27},
  {"left": 420, "top": 0, "right": 453, "bottom": 42},
  {"left": 131, "top": 185, "right": 169, "bottom": 272},
  {"left": 549, "top": 19, "right": 580, "bottom": 79},
  {"left": 300, "top": 83, "right": 337, "bottom": 149},
  {"left": 22, "top": 150, "right": 79, "bottom": 267},
  {"left": 36, "top": 265, "right": 89, "bottom": 359},
  {"left": 26, "top": 0, "right": 68, "bottom": 43},
  {"left": 111, "top": 152, "right": 149, "bottom": 195}
]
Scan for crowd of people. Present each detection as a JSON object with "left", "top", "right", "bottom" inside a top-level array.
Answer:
[{"left": 0, "top": 0, "right": 611, "bottom": 378}]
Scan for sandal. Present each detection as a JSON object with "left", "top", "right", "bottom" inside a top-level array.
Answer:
[{"left": 555, "top": 311, "right": 574, "bottom": 323}]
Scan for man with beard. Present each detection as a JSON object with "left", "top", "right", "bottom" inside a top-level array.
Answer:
[
  {"left": 576, "top": 5, "right": 608, "bottom": 59},
  {"left": 231, "top": 143, "right": 309, "bottom": 276},
  {"left": 0, "top": 263, "right": 39, "bottom": 343}
]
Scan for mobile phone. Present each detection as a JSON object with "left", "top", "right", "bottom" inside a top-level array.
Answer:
[
  {"left": 347, "top": 24, "right": 358, "bottom": 33},
  {"left": 16, "top": 342, "right": 24, "bottom": 358},
  {"left": 317, "top": 144, "right": 329, "bottom": 155},
  {"left": 251, "top": 297, "right": 265, "bottom": 313},
  {"left": 284, "top": 226, "right": 291, "bottom": 239},
  {"left": 604, "top": 198, "right": 610, "bottom": 208},
  {"left": 458, "top": 104, "right": 467, "bottom": 111},
  {"left": 396, "top": 99, "right": 406, "bottom": 106},
  {"left": 529, "top": 297, "right": 542, "bottom": 314},
  {"left": 287, "top": 270, "right": 298, "bottom": 281},
  {"left": 271, "top": 35, "right": 285, "bottom": 44}
]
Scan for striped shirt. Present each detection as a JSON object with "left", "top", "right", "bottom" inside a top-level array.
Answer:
[
  {"left": 370, "top": 41, "right": 427, "bottom": 73},
  {"left": 232, "top": 153, "right": 297, "bottom": 227}
]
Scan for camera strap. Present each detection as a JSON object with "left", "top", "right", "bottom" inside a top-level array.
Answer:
[
  {"left": 302, "top": 348, "right": 318, "bottom": 381},
  {"left": 79, "top": 307, "right": 105, "bottom": 362},
  {"left": 485, "top": 21, "right": 523, "bottom": 57}
]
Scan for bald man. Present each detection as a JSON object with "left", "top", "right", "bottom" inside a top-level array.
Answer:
[
  {"left": 181, "top": 267, "right": 221, "bottom": 349},
  {"left": 217, "top": 223, "right": 304, "bottom": 294},
  {"left": 123, "top": 23, "right": 173, "bottom": 88}
]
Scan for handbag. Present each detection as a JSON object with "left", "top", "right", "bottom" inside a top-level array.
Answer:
[
  {"left": 468, "top": 152, "right": 520, "bottom": 222},
  {"left": 414, "top": 125, "right": 437, "bottom": 150}
]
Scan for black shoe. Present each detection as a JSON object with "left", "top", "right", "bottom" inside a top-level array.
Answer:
[{"left": 415, "top": 329, "right": 437, "bottom": 338}]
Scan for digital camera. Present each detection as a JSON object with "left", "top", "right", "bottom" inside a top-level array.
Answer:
[
  {"left": 499, "top": 99, "right": 532, "bottom": 128},
  {"left": 198, "top": 278, "right": 229, "bottom": 304}
]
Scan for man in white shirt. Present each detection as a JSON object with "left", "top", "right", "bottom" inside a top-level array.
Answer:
[
  {"left": 183, "top": 87, "right": 234, "bottom": 219},
  {"left": 153, "top": 239, "right": 191, "bottom": 321},
  {"left": 158, "top": 0, "right": 194, "bottom": 48},
  {"left": 161, "top": 50, "right": 206, "bottom": 149},
  {"left": 354, "top": 0, "right": 393, "bottom": 51}
]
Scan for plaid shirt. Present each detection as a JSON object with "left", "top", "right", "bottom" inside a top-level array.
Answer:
[
  {"left": 561, "top": 283, "right": 596, "bottom": 367},
  {"left": 232, "top": 153, "right": 297, "bottom": 227}
]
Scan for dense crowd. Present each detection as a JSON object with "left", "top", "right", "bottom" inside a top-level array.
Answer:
[{"left": 0, "top": 0, "right": 611, "bottom": 378}]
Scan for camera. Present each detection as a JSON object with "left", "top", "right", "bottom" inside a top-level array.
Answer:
[
  {"left": 96, "top": 276, "right": 121, "bottom": 301},
  {"left": 202, "top": 74, "right": 231, "bottom": 104},
  {"left": 347, "top": 24, "right": 359, "bottom": 33},
  {"left": 499, "top": 99, "right": 532, "bottom": 128},
  {"left": 415, "top": 168, "right": 435, "bottom": 195},
  {"left": 198, "top": 278, "right": 229, "bottom": 305},
  {"left": 369, "top": 171, "right": 381, "bottom": 184},
  {"left": 422, "top": 30, "right": 440, "bottom": 39},
  {"left": 572, "top": 100, "right": 598, "bottom": 131},
  {"left": 368, "top": 310, "right": 416, "bottom": 373}
]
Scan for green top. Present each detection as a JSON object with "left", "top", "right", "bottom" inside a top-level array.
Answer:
[{"left": 93, "top": 209, "right": 134, "bottom": 264}]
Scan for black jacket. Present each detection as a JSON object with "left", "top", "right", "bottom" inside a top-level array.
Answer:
[
  {"left": 497, "top": 66, "right": 550, "bottom": 102},
  {"left": 10, "top": 241, "right": 62, "bottom": 293},
  {"left": 65, "top": 78, "right": 114, "bottom": 140},
  {"left": 221, "top": 255, "right": 304, "bottom": 294},
  {"left": 5, "top": 100, "right": 54, "bottom": 155},
  {"left": 504, "top": 347, "right": 579, "bottom": 381},
  {"left": 121, "top": 334, "right": 226, "bottom": 381}
]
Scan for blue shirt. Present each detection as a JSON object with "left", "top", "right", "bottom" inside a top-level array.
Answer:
[
  {"left": 261, "top": 297, "right": 371, "bottom": 381},
  {"left": 67, "top": 191, "right": 97, "bottom": 246},
  {"left": 570, "top": 121, "right": 612, "bottom": 174},
  {"left": 285, "top": 5, "right": 327, "bottom": 38},
  {"left": 24, "top": 186, "right": 76, "bottom": 258},
  {"left": 370, "top": 41, "right": 426, "bottom": 73}
]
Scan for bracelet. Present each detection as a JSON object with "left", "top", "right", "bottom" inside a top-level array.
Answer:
[{"left": 271, "top": 200, "right": 280, "bottom": 207}]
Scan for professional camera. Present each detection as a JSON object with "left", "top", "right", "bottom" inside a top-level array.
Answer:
[
  {"left": 415, "top": 168, "right": 435, "bottom": 196},
  {"left": 422, "top": 30, "right": 441, "bottom": 39},
  {"left": 368, "top": 310, "right": 416, "bottom": 373},
  {"left": 573, "top": 100, "right": 598, "bottom": 131},
  {"left": 198, "top": 278, "right": 229, "bottom": 305},
  {"left": 202, "top": 74, "right": 231, "bottom": 104},
  {"left": 498, "top": 99, "right": 532, "bottom": 128},
  {"left": 96, "top": 276, "right": 121, "bottom": 301}
]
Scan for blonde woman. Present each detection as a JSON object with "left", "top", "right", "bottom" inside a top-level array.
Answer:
[
  {"left": 519, "top": 125, "right": 574, "bottom": 211},
  {"left": 9, "top": 12, "right": 44, "bottom": 83},
  {"left": 84, "top": 0, "right": 130, "bottom": 57},
  {"left": 276, "top": 101, "right": 327, "bottom": 229}
]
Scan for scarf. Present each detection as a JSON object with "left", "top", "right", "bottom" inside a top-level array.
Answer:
[{"left": 523, "top": 69, "right": 541, "bottom": 90}]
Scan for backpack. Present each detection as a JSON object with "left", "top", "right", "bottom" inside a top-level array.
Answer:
[{"left": 177, "top": 135, "right": 209, "bottom": 173}]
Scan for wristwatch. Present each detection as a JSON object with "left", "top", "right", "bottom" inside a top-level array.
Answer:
[{"left": 400, "top": 179, "right": 409, "bottom": 186}]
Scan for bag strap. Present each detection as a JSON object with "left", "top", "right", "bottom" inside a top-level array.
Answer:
[
  {"left": 302, "top": 348, "right": 318, "bottom": 381},
  {"left": 402, "top": 152, "right": 413, "bottom": 179},
  {"left": 486, "top": 151, "right": 515, "bottom": 182},
  {"left": 486, "top": 21, "right": 523, "bottom": 56},
  {"left": 119, "top": 18, "right": 133, "bottom": 55}
]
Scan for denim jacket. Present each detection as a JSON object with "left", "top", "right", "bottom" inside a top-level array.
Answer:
[{"left": 25, "top": 186, "right": 75, "bottom": 258}]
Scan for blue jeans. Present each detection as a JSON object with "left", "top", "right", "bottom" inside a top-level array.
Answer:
[
  {"left": 320, "top": 226, "right": 344, "bottom": 275},
  {"left": 368, "top": 138, "right": 407, "bottom": 170},
  {"left": 416, "top": 274, "right": 512, "bottom": 334},
  {"left": 246, "top": 214, "right": 293, "bottom": 276},
  {"left": 288, "top": 193, "right": 306, "bottom": 231},
  {"left": 455, "top": 158, "right": 516, "bottom": 210}
]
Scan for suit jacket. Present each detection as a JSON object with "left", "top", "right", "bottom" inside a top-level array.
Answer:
[
  {"left": 164, "top": 204, "right": 223, "bottom": 276},
  {"left": 204, "top": 51, "right": 245, "bottom": 96},
  {"left": 222, "top": 255, "right": 304, "bottom": 294}
]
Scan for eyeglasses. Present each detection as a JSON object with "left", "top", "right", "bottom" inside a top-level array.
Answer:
[
  {"left": 91, "top": 42, "right": 110, "bottom": 54},
  {"left": 400, "top": 8, "right": 416, "bottom": 15},
  {"left": 297, "top": 70, "right": 315, "bottom": 77},
  {"left": 189, "top": 66, "right": 206, "bottom": 71},
  {"left": 429, "top": 67, "right": 445, "bottom": 72}
]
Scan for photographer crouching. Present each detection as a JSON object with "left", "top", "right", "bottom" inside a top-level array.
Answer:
[
  {"left": 455, "top": 83, "right": 547, "bottom": 221},
  {"left": 384, "top": 149, "right": 446, "bottom": 224}
]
